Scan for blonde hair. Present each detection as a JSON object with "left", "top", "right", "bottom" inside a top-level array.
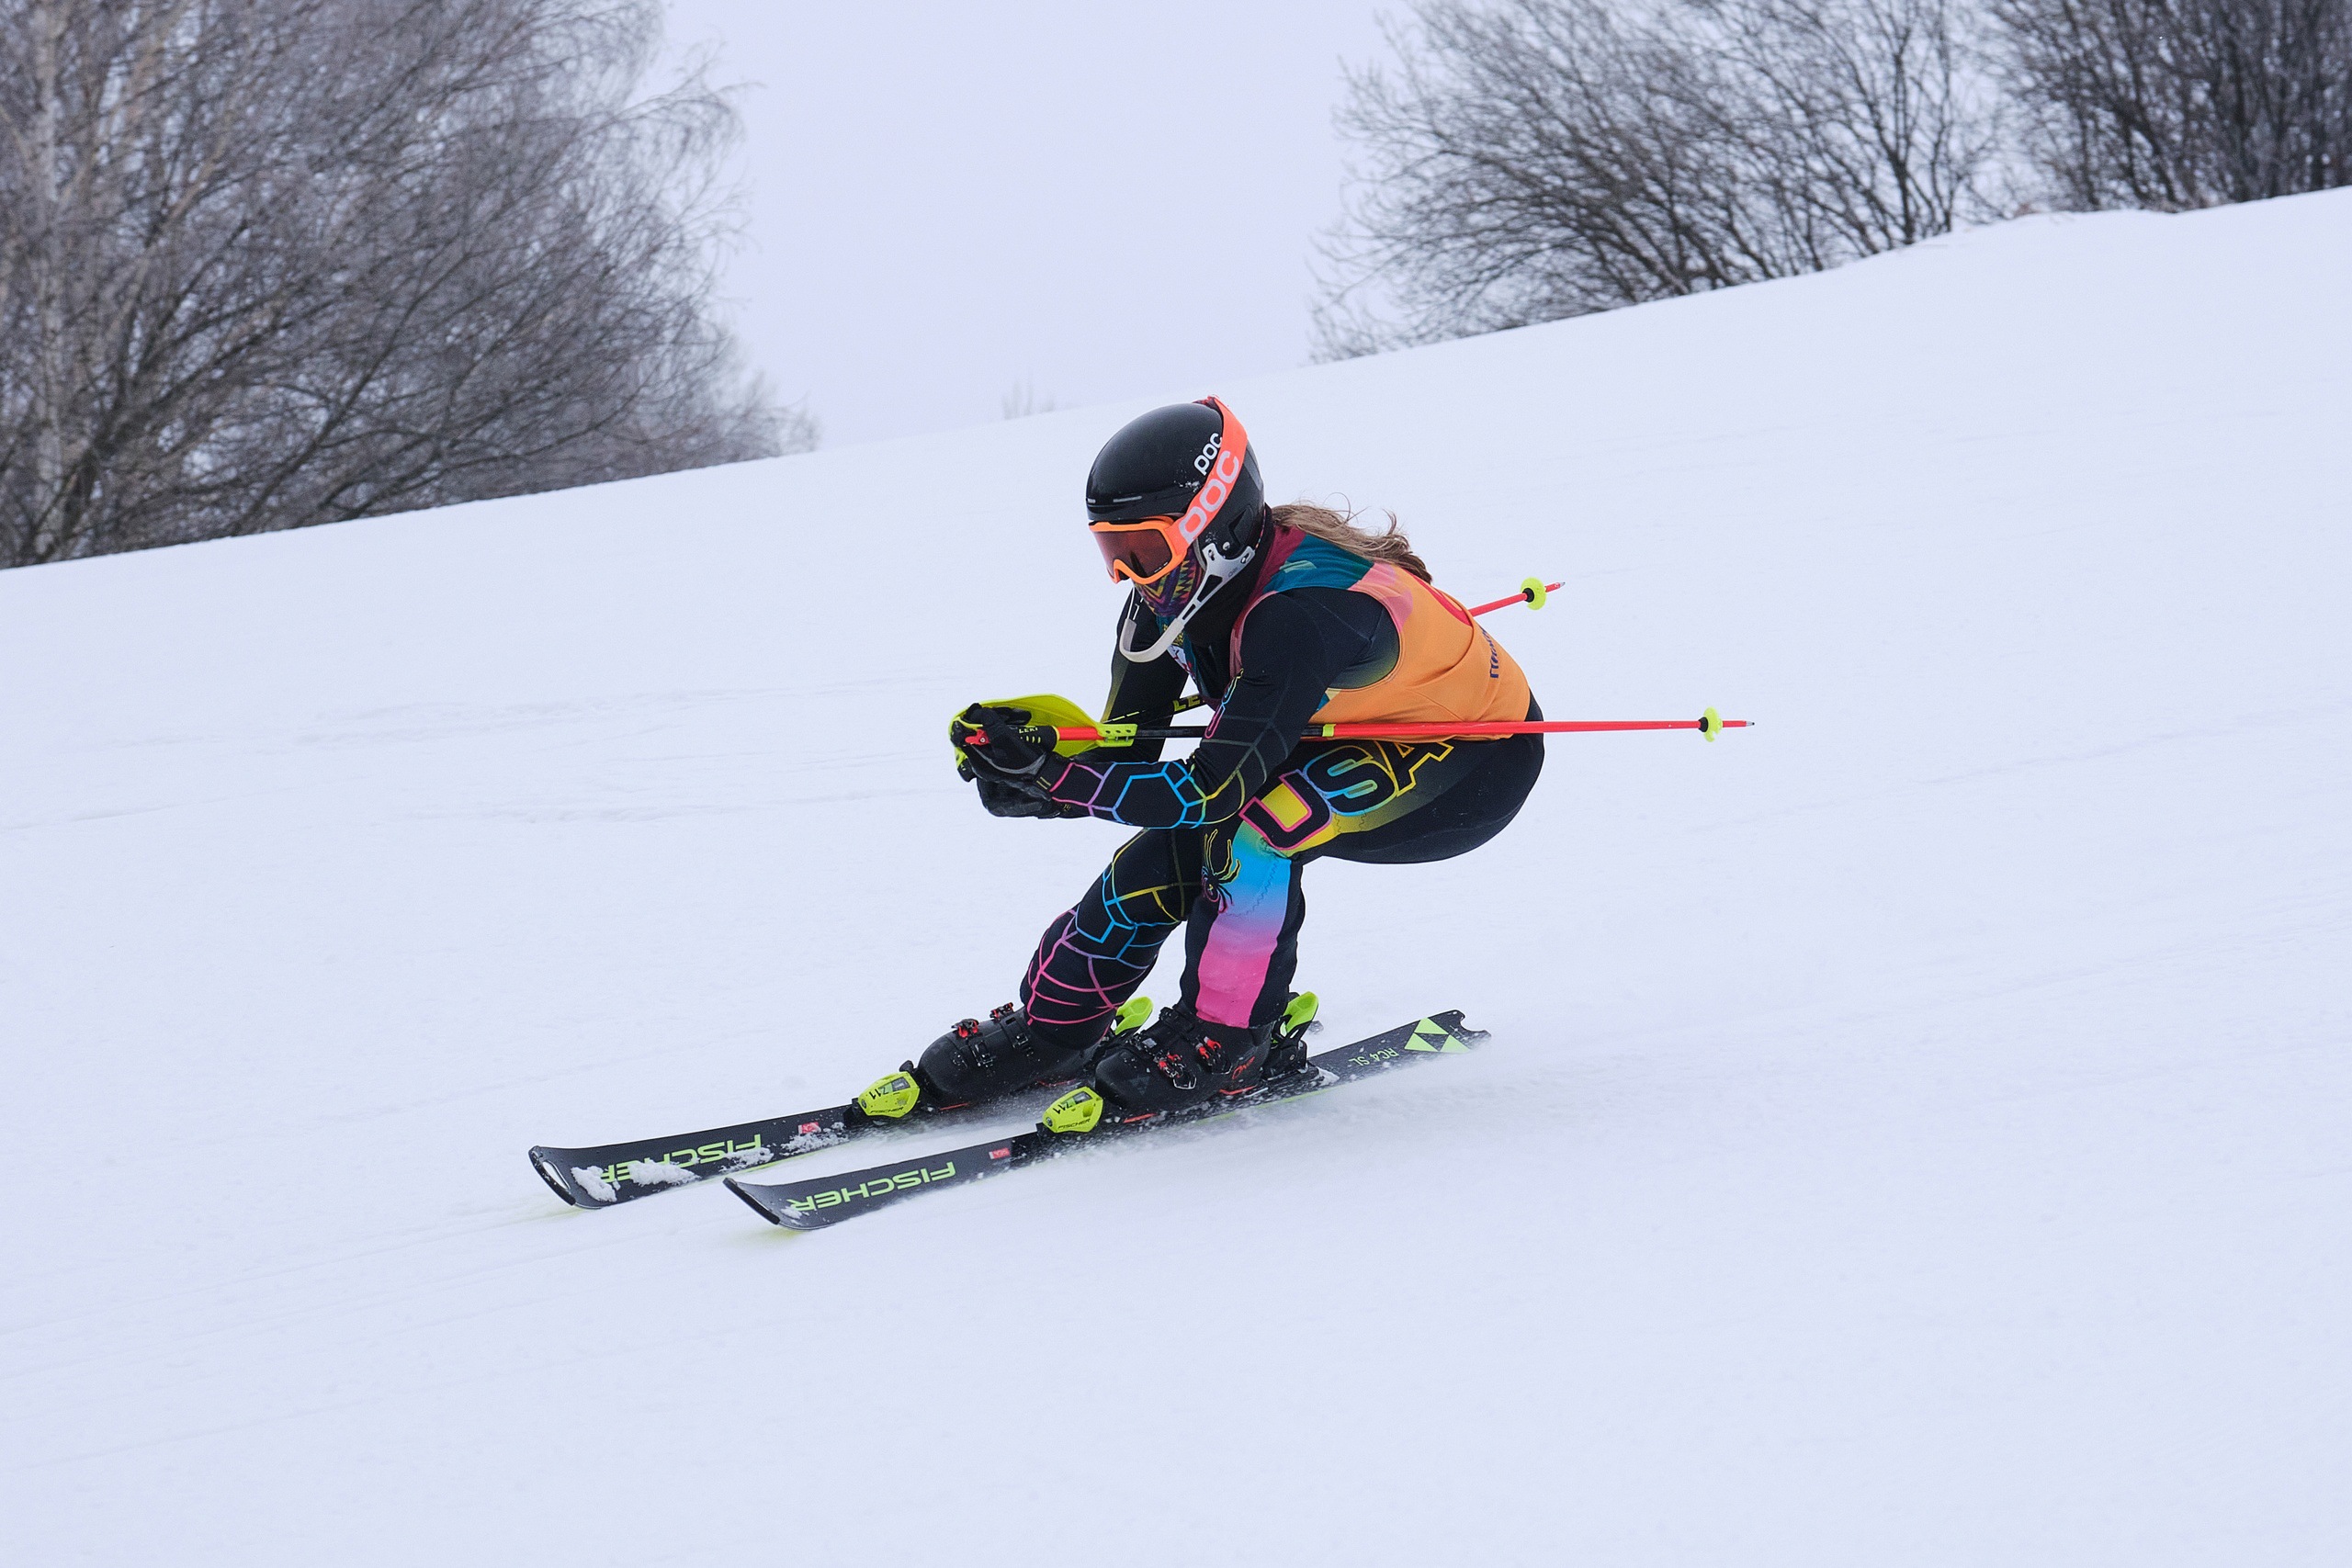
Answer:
[{"left": 1267, "top": 502, "right": 1431, "bottom": 582}]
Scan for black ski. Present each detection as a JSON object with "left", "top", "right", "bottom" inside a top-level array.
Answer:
[
  {"left": 726, "top": 1011, "right": 1483, "bottom": 1232},
  {"left": 527, "top": 1085, "right": 1066, "bottom": 1210},
  {"left": 529, "top": 1104, "right": 861, "bottom": 1210}
]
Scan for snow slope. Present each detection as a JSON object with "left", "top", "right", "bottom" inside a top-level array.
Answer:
[{"left": 5, "top": 192, "right": 2347, "bottom": 1566}]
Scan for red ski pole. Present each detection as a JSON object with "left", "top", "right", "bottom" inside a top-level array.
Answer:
[
  {"left": 962, "top": 574, "right": 1761, "bottom": 750},
  {"left": 1148, "top": 576, "right": 1558, "bottom": 718},
  {"left": 995, "top": 710, "right": 1750, "bottom": 749}
]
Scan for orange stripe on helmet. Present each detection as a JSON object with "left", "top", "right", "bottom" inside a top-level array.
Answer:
[{"left": 1175, "top": 396, "right": 1249, "bottom": 546}]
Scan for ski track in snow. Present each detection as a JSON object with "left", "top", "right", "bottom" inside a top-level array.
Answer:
[{"left": 3, "top": 195, "right": 2348, "bottom": 1565}]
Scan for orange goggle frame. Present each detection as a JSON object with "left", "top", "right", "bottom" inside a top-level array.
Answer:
[
  {"left": 1085, "top": 395, "right": 1250, "bottom": 590},
  {"left": 1088, "top": 514, "right": 1189, "bottom": 588}
]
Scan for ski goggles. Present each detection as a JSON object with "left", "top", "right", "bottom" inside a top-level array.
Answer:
[{"left": 1088, "top": 515, "right": 1191, "bottom": 588}]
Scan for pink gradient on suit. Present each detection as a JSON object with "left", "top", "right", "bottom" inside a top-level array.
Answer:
[{"left": 1191, "top": 823, "right": 1296, "bottom": 1026}]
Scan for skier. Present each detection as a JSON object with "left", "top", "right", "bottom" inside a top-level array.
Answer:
[{"left": 906, "top": 396, "right": 1544, "bottom": 1119}]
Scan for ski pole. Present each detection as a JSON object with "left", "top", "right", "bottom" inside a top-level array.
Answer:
[
  {"left": 975, "top": 709, "right": 1749, "bottom": 749},
  {"left": 1154, "top": 581, "right": 1554, "bottom": 718},
  {"left": 972, "top": 573, "right": 1663, "bottom": 749},
  {"left": 1464, "top": 578, "right": 1563, "bottom": 616}
]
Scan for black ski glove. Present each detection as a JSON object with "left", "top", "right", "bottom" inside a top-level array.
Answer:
[
  {"left": 952, "top": 704, "right": 1075, "bottom": 819},
  {"left": 976, "top": 776, "right": 1069, "bottom": 818}
]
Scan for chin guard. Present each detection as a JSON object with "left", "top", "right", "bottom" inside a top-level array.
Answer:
[{"left": 1114, "top": 536, "right": 1255, "bottom": 663}]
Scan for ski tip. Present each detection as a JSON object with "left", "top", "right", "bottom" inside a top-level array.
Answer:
[{"left": 529, "top": 1146, "right": 612, "bottom": 1209}]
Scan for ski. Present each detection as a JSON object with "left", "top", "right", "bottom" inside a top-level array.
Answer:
[
  {"left": 527, "top": 1001, "right": 1168, "bottom": 1208},
  {"left": 528, "top": 1102, "right": 864, "bottom": 1210},
  {"left": 527, "top": 1085, "right": 1069, "bottom": 1210},
  {"left": 726, "top": 1010, "right": 1484, "bottom": 1232}
]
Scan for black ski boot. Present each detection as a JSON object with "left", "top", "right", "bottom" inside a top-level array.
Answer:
[
  {"left": 849, "top": 998, "right": 1150, "bottom": 1127},
  {"left": 1090, "top": 994, "right": 1319, "bottom": 1118}
]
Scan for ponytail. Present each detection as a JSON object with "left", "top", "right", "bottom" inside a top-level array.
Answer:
[{"left": 1267, "top": 502, "right": 1431, "bottom": 582}]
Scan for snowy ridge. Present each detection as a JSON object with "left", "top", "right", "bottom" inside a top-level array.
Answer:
[{"left": 4, "top": 193, "right": 2347, "bottom": 1564}]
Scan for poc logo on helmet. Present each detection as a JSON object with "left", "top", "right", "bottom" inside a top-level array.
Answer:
[
  {"left": 1193, "top": 432, "right": 1222, "bottom": 475},
  {"left": 1178, "top": 439, "right": 1244, "bottom": 542}
]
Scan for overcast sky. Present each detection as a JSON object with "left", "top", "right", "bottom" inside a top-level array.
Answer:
[{"left": 660, "top": 1, "right": 1396, "bottom": 448}]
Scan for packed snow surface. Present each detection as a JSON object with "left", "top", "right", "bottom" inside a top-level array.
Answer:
[{"left": 5, "top": 193, "right": 2348, "bottom": 1565}]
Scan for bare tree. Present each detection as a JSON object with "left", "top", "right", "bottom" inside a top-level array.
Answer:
[
  {"left": 1697, "top": 0, "right": 2003, "bottom": 254},
  {"left": 1317, "top": 0, "right": 2002, "bottom": 354},
  {"left": 0, "top": 0, "right": 802, "bottom": 569},
  {"left": 1993, "top": 0, "right": 2352, "bottom": 209}
]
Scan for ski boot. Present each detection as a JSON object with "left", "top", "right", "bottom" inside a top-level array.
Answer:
[
  {"left": 1085, "top": 993, "right": 1320, "bottom": 1120},
  {"left": 847, "top": 997, "right": 1150, "bottom": 1127}
]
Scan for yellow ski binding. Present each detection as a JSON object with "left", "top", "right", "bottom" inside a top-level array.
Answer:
[
  {"left": 855, "top": 1070, "right": 922, "bottom": 1121},
  {"left": 1042, "top": 1085, "right": 1106, "bottom": 1135}
]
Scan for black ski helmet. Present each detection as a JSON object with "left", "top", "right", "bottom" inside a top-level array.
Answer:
[{"left": 1084, "top": 396, "right": 1266, "bottom": 567}]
